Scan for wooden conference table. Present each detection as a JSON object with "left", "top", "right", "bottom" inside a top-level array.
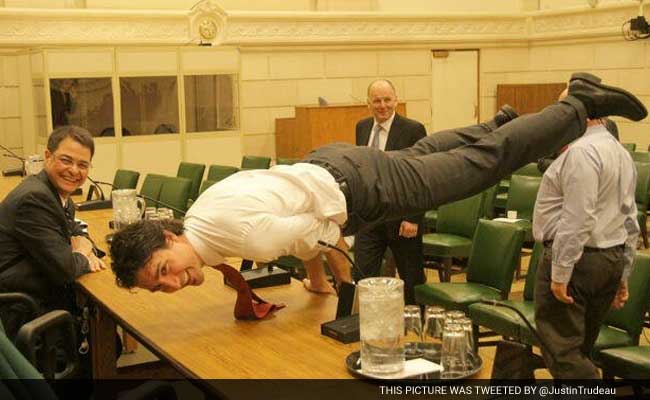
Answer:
[{"left": 74, "top": 208, "right": 357, "bottom": 384}]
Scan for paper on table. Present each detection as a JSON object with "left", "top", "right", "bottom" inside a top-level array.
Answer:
[
  {"left": 361, "top": 358, "right": 443, "bottom": 380},
  {"left": 493, "top": 217, "right": 524, "bottom": 223}
]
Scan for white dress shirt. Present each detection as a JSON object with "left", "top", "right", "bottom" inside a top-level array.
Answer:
[
  {"left": 367, "top": 112, "right": 396, "bottom": 151},
  {"left": 532, "top": 124, "right": 639, "bottom": 283},
  {"left": 183, "top": 163, "right": 347, "bottom": 265}
]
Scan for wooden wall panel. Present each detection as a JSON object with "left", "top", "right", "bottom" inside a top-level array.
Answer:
[
  {"left": 275, "top": 103, "right": 406, "bottom": 159},
  {"left": 496, "top": 83, "right": 567, "bottom": 115}
]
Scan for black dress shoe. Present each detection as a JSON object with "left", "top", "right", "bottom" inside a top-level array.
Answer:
[
  {"left": 569, "top": 74, "right": 647, "bottom": 121},
  {"left": 493, "top": 104, "right": 519, "bottom": 127},
  {"left": 570, "top": 72, "right": 602, "bottom": 84}
]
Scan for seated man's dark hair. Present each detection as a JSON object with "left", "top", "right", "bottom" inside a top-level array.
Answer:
[
  {"left": 48, "top": 125, "right": 95, "bottom": 157},
  {"left": 110, "top": 219, "right": 184, "bottom": 288}
]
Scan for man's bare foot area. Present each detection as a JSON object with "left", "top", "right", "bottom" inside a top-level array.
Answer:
[{"left": 302, "top": 278, "right": 336, "bottom": 295}]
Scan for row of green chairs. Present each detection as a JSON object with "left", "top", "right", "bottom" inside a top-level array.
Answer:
[
  {"left": 198, "top": 157, "right": 299, "bottom": 196},
  {"left": 468, "top": 247, "right": 650, "bottom": 378},
  {"left": 139, "top": 174, "right": 192, "bottom": 218}
]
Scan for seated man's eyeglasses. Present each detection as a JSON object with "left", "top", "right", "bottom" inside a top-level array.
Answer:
[{"left": 53, "top": 153, "right": 92, "bottom": 171}]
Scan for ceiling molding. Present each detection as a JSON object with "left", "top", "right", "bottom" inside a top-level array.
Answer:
[{"left": 0, "top": 1, "right": 642, "bottom": 47}]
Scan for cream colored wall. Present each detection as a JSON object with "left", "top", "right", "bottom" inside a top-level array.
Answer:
[
  {"left": 479, "top": 40, "right": 650, "bottom": 149},
  {"left": 539, "top": 0, "right": 632, "bottom": 10},
  {"left": 0, "top": 53, "right": 23, "bottom": 171},
  {"left": 239, "top": 48, "right": 432, "bottom": 158}
]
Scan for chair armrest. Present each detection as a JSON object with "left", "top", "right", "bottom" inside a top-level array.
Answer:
[
  {"left": 0, "top": 292, "right": 39, "bottom": 321},
  {"left": 15, "top": 309, "right": 79, "bottom": 380}
]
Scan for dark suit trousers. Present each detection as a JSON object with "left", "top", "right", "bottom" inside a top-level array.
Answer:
[
  {"left": 353, "top": 222, "right": 424, "bottom": 304},
  {"left": 534, "top": 245, "right": 624, "bottom": 379},
  {"left": 304, "top": 98, "right": 587, "bottom": 235}
]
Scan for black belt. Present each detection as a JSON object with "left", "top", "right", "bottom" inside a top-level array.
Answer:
[{"left": 543, "top": 240, "right": 625, "bottom": 253}]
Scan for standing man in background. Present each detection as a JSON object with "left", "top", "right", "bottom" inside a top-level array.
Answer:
[
  {"left": 354, "top": 79, "right": 427, "bottom": 304},
  {"left": 532, "top": 86, "right": 639, "bottom": 378}
]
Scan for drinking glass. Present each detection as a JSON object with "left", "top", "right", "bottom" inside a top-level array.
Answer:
[
  {"left": 144, "top": 207, "right": 158, "bottom": 220},
  {"left": 422, "top": 306, "right": 445, "bottom": 358},
  {"left": 358, "top": 277, "right": 405, "bottom": 374},
  {"left": 157, "top": 207, "right": 174, "bottom": 220},
  {"left": 440, "top": 322, "right": 466, "bottom": 379},
  {"left": 458, "top": 317, "right": 476, "bottom": 370},
  {"left": 445, "top": 310, "right": 466, "bottom": 322},
  {"left": 403, "top": 305, "right": 423, "bottom": 357}
]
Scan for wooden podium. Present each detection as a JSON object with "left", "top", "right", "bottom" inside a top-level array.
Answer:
[{"left": 275, "top": 103, "right": 406, "bottom": 159}]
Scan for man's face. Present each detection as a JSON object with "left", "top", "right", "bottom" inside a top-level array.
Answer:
[
  {"left": 136, "top": 232, "right": 205, "bottom": 293},
  {"left": 44, "top": 137, "right": 92, "bottom": 199},
  {"left": 367, "top": 81, "right": 397, "bottom": 123}
]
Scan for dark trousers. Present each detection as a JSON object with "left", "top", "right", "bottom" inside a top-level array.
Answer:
[
  {"left": 354, "top": 221, "right": 425, "bottom": 305},
  {"left": 534, "top": 245, "right": 625, "bottom": 379},
  {"left": 304, "top": 98, "right": 587, "bottom": 236}
]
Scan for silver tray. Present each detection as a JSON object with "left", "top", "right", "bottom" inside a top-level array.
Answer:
[{"left": 345, "top": 342, "right": 482, "bottom": 380}]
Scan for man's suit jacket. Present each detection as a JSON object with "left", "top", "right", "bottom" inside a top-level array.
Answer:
[
  {"left": 355, "top": 113, "right": 427, "bottom": 225},
  {"left": 0, "top": 170, "right": 90, "bottom": 338}
]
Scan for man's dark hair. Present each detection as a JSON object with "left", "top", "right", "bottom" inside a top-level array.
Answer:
[
  {"left": 110, "top": 219, "right": 184, "bottom": 288},
  {"left": 47, "top": 125, "right": 95, "bottom": 158}
]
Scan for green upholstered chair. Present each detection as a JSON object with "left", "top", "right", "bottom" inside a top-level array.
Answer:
[
  {"left": 621, "top": 142, "right": 636, "bottom": 152},
  {"left": 0, "top": 320, "right": 58, "bottom": 399},
  {"left": 176, "top": 162, "right": 205, "bottom": 203},
  {"left": 0, "top": 292, "right": 79, "bottom": 380},
  {"left": 199, "top": 179, "right": 217, "bottom": 195},
  {"left": 513, "top": 163, "right": 542, "bottom": 177},
  {"left": 85, "top": 169, "right": 140, "bottom": 204},
  {"left": 112, "top": 169, "right": 140, "bottom": 190},
  {"left": 632, "top": 151, "right": 650, "bottom": 163},
  {"left": 415, "top": 219, "right": 525, "bottom": 313},
  {"left": 494, "top": 163, "right": 541, "bottom": 212},
  {"left": 139, "top": 173, "right": 167, "bottom": 208},
  {"left": 423, "top": 209, "right": 437, "bottom": 232},
  {"left": 207, "top": 164, "right": 239, "bottom": 182},
  {"left": 467, "top": 241, "right": 544, "bottom": 342},
  {"left": 276, "top": 157, "right": 300, "bottom": 165},
  {"left": 469, "top": 253, "right": 650, "bottom": 362},
  {"left": 241, "top": 155, "right": 271, "bottom": 170},
  {"left": 158, "top": 176, "right": 192, "bottom": 218},
  {"left": 599, "top": 346, "right": 650, "bottom": 379},
  {"left": 593, "top": 253, "right": 650, "bottom": 354},
  {"left": 421, "top": 192, "right": 485, "bottom": 282},
  {"left": 505, "top": 174, "right": 542, "bottom": 279},
  {"left": 481, "top": 184, "right": 498, "bottom": 219},
  {"left": 635, "top": 162, "right": 650, "bottom": 248}
]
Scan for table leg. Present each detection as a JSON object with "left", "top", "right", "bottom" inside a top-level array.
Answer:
[{"left": 90, "top": 302, "right": 118, "bottom": 379}]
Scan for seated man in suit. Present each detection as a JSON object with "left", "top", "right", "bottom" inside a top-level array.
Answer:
[
  {"left": 109, "top": 73, "right": 647, "bottom": 297},
  {"left": 0, "top": 126, "right": 105, "bottom": 340},
  {"left": 354, "top": 79, "right": 426, "bottom": 304}
]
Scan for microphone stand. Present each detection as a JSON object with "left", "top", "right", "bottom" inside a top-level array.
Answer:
[
  {"left": 317, "top": 240, "right": 364, "bottom": 319},
  {"left": 1, "top": 143, "right": 26, "bottom": 177}
]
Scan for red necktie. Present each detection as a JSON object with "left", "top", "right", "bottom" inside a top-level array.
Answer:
[{"left": 212, "top": 264, "right": 286, "bottom": 320}]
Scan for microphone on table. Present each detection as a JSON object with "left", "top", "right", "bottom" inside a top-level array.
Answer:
[
  {"left": 1, "top": 143, "right": 26, "bottom": 177},
  {"left": 317, "top": 240, "right": 365, "bottom": 343}
]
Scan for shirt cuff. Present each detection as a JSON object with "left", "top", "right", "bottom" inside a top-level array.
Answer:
[
  {"left": 317, "top": 222, "right": 341, "bottom": 252},
  {"left": 551, "top": 263, "right": 574, "bottom": 284}
]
